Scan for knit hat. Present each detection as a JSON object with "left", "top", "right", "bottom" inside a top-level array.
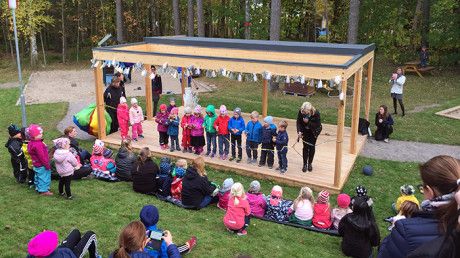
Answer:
[
  {"left": 317, "top": 190, "right": 330, "bottom": 204},
  {"left": 159, "top": 157, "right": 171, "bottom": 175},
  {"left": 131, "top": 98, "right": 138, "bottom": 105},
  {"left": 170, "top": 107, "right": 179, "bottom": 115},
  {"left": 169, "top": 97, "right": 176, "bottom": 103},
  {"left": 270, "top": 185, "right": 283, "bottom": 206},
  {"left": 194, "top": 105, "right": 202, "bottom": 114},
  {"left": 249, "top": 180, "right": 261, "bottom": 193},
  {"left": 355, "top": 185, "right": 367, "bottom": 197},
  {"left": 233, "top": 107, "right": 241, "bottom": 116},
  {"left": 263, "top": 116, "right": 274, "bottom": 125},
  {"left": 103, "top": 148, "right": 113, "bottom": 158},
  {"left": 220, "top": 178, "right": 234, "bottom": 193},
  {"left": 27, "top": 231, "right": 59, "bottom": 257},
  {"left": 184, "top": 107, "right": 192, "bottom": 114},
  {"left": 93, "top": 139, "right": 104, "bottom": 155},
  {"left": 219, "top": 105, "right": 227, "bottom": 115},
  {"left": 8, "top": 124, "right": 21, "bottom": 137},
  {"left": 120, "top": 96, "right": 127, "bottom": 104},
  {"left": 337, "top": 193, "right": 351, "bottom": 208},
  {"left": 160, "top": 104, "right": 167, "bottom": 111},
  {"left": 53, "top": 137, "right": 70, "bottom": 149},
  {"left": 28, "top": 124, "right": 43, "bottom": 139},
  {"left": 139, "top": 205, "right": 159, "bottom": 227},
  {"left": 174, "top": 167, "right": 186, "bottom": 178},
  {"left": 400, "top": 184, "right": 416, "bottom": 195}
]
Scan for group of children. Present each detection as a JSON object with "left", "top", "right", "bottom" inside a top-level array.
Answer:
[{"left": 116, "top": 97, "right": 145, "bottom": 141}]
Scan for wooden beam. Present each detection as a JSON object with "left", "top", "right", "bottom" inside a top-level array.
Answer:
[
  {"left": 334, "top": 78, "right": 347, "bottom": 187},
  {"left": 364, "top": 58, "right": 374, "bottom": 121},
  {"left": 144, "top": 64, "right": 153, "bottom": 120},
  {"left": 181, "top": 67, "right": 186, "bottom": 105},
  {"left": 343, "top": 51, "right": 374, "bottom": 79},
  {"left": 94, "top": 67, "right": 106, "bottom": 139},
  {"left": 350, "top": 68, "right": 363, "bottom": 154},
  {"left": 262, "top": 79, "right": 269, "bottom": 117}
]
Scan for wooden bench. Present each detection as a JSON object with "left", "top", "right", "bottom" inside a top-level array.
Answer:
[{"left": 403, "top": 61, "right": 435, "bottom": 78}]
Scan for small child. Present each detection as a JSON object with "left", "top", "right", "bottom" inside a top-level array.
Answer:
[
  {"left": 264, "top": 185, "right": 292, "bottom": 222},
  {"left": 351, "top": 185, "right": 374, "bottom": 208},
  {"left": 190, "top": 105, "right": 205, "bottom": 155},
  {"left": 312, "top": 190, "right": 332, "bottom": 229},
  {"left": 203, "top": 104, "right": 218, "bottom": 157},
  {"left": 27, "top": 124, "right": 53, "bottom": 196},
  {"left": 167, "top": 97, "right": 177, "bottom": 113},
  {"left": 181, "top": 107, "right": 193, "bottom": 153},
  {"left": 394, "top": 184, "right": 419, "bottom": 213},
  {"left": 214, "top": 105, "right": 230, "bottom": 160},
  {"left": 157, "top": 157, "right": 173, "bottom": 198},
  {"left": 419, "top": 46, "right": 429, "bottom": 67},
  {"left": 388, "top": 200, "right": 419, "bottom": 231},
  {"left": 246, "top": 180, "right": 266, "bottom": 218},
  {"left": 171, "top": 159, "right": 187, "bottom": 200},
  {"left": 117, "top": 97, "right": 129, "bottom": 140},
  {"left": 223, "top": 182, "right": 251, "bottom": 236},
  {"left": 129, "top": 98, "right": 144, "bottom": 141},
  {"left": 217, "top": 178, "right": 234, "bottom": 210},
  {"left": 331, "top": 193, "right": 352, "bottom": 230},
  {"left": 53, "top": 138, "right": 81, "bottom": 199},
  {"left": 21, "top": 127, "right": 35, "bottom": 186},
  {"left": 167, "top": 107, "right": 181, "bottom": 152},
  {"left": 274, "top": 120, "right": 289, "bottom": 173},
  {"left": 228, "top": 107, "right": 245, "bottom": 163},
  {"left": 259, "top": 116, "right": 277, "bottom": 169},
  {"left": 289, "top": 186, "right": 314, "bottom": 226},
  {"left": 5, "top": 124, "right": 28, "bottom": 183},
  {"left": 245, "top": 111, "right": 262, "bottom": 164},
  {"left": 155, "top": 104, "right": 169, "bottom": 149},
  {"left": 90, "top": 140, "right": 116, "bottom": 177}
]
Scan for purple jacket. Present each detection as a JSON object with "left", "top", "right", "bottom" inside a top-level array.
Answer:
[
  {"left": 27, "top": 139, "right": 50, "bottom": 170},
  {"left": 155, "top": 112, "right": 170, "bottom": 132},
  {"left": 246, "top": 192, "right": 267, "bottom": 218},
  {"left": 190, "top": 116, "right": 204, "bottom": 137}
]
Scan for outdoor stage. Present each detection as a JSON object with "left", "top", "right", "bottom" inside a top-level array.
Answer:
[{"left": 102, "top": 112, "right": 366, "bottom": 193}]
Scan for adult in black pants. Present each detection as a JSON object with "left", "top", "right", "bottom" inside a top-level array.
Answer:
[
  {"left": 374, "top": 105, "right": 394, "bottom": 143},
  {"left": 151, "top": 65, "right": 163, "bottom": 117},
  {"left": 132, "top": 147, "right": 160, "bottom": 195},
  {"left": 104, "top": 77, "right": 126, "bottom": 134},
  {"left": 296, "top": 102, "right": 322, "bottom": 172}
]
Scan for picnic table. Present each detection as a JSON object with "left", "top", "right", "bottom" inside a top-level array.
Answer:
[{"left": 403, "top": 61, "right": 435, "bottom": 78}]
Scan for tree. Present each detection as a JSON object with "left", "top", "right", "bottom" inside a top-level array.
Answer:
[
  {"left": 187, "top": 0, "right": 194, "bottom": 36},
  {"left": 115, "top": 0, "right": 124, "bottom": 43},
  {"left": 347, "top": 0, "right": 360, "bottom": 44},
  {"left": 197, "top": 0, "right": 204, "bottom": 37},
  {"left": 244, "top": 0, "right": 250, "bottom": 39},
  {"left": 172, "top": 0, "right": 181, "bottom": 35},
  {"left": 420, "top": 0, "right": 430, "bottom": 47},
  {"left": 270, "top": 0, "right": 281, "bottom": 40}
]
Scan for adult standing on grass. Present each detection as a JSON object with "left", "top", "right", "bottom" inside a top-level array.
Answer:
[
  {"left": 296, "top": 102, "right": 322, "bottom": 172},
  {"left": 374, "top": 105, "right": 394, "bottom": 143},
  {"left": 104, "top": 77, "right": 126, "bottom": 134},
  {"left": 378, "top": 155, "right": 460, "bottom": 258},
  {"left": 151, "top": 65, "right": 163, "bottom": 117},
  {"left": 389, "top": 67, "right": 406, "bottom": 117}
]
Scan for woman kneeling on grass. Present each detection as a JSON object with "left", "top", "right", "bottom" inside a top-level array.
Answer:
[{"left": 181, "top": 157, "right": 218, "bottom": 209}]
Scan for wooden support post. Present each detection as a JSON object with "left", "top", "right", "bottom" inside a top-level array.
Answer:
[
  {"left": 144, "top": 64, "right": 153, "bottom": 120},
  {"left": 364, "top": 58, "right": 374, "bottom": 121},
  {"left": 262, "top": 79, "right": 268, "bottom": 117},
  {"left": 181, "top": 67, "right": 186, "bottom": 106},
  {"left": 350, "top": 68, "right": 363, "bottom": 154},
  {"left": 94, "top": 67, "right": 106, "bottom": 139},
  {"left": 334, "top": 78, "right": 347, "bottom": 187}
]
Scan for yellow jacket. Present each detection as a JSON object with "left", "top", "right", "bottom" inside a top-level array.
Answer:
[
  {"left": 22, "top": 142, "right": 33, "bottom": 169},
  {"left": 396, "top": 194, "right": 419, "bottom": 211}
]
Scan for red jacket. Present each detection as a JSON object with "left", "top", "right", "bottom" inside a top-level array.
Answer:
[
  {"left": 117, "top": 104, "right": 129, "bottom": 124},
  {"left": 217, "top": 191, "right": 230, "bottom": 210},
  {"left": 223, "top": 196, "right": 251, "bottom": 230},
  {"left": 214, "top": 115, "right": 230, "bottom": 135},
  {"left": 312, "top": 203, "right": 332, "bottom": 229},
  {"left": 170, "top": 177, "right": 183, "bottom": 200},
  {"left": 180, "top": 115, "right": 192, "bottom": 137}
]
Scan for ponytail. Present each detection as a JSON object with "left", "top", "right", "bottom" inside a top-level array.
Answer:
[
  {"left": 113, "top": 247, "right": 130, "bottom": 258},
  {"left": 113, "top": 221, "right": 146, "bottom": 258},
  {"left": 231, "top": 183, "right": 244, "bottom": 206}
]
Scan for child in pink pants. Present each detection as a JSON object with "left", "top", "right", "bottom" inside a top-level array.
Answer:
[
  {"left": 117, "top": 97, "right": 130, "bottom": 140},
  {"left": 129, "top": 98, "right": 144, "bottom": 141}
]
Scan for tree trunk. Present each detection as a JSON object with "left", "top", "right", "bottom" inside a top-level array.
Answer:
[
  {"left": 187, "top": 0, "right": 194, "bottom": 36},
  {"left": 115, "top": 0, "right": 124, "bottom": 43},
  {"left": 412, "top": 0, "right": 422, "bottom": 31},
  {"left": 2, "top": 16, "right": 8, "bottom": 53},
  {"left": 76, "top": 0, "right": 80, "bottom": 62},
  {"left": 61, "top": 0, "right": 66, "bottom": 63},
  {"left": 197, "top": 0, "right": 205, "bottom": 37},
  {"left": 244, "top": 0, "right": 250, "bottom": 39},
  {"left": 347, "top": 0, "right": 360, "bottom": 44},
  {"left": 40, "top": 32, "right": 47, "bottom": 66},
  {"left": 421, "top": 0, "right": 430, "bottom": 47},
  {"left": 29, "top": 33, "right": 38, "bottom": 67},
  {"left": 270, "top": 0, "right": 281, "bottom": 40},
  {"left": 172, "top": 0, "right": 181, "bottom": 35}
]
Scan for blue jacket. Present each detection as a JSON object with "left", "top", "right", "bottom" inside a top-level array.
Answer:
[
  {"left": 167, "top": 117, "right": 180, "bottom": 136},
  {"left": 261, "top": 124, "right": 277, "bottom": 144},
  {"left": 228, "top": 117, "right": 245, "bottom": 136},
  {"left": 275, "top": 131, "right": 289, "bottom": 153},
  {"left": 377, "top": 212, "right": 440, "bottom": 258},
  {"left": 245, "top": 121, "right": 263, "bottom": 143},
  {"left": 28, "top": 247, "right": 76, "bottom": 258},
  {"left": 144, "top": 225, "right": 181, "bottom": 258}
]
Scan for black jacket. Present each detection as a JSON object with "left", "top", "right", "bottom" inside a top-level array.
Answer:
[
  {"left": 151, "top": 75, "right": 162, "bottom": 95},
  {"left": 104, "top": 85, "right": 126, "bottom": 109},
  {"left": 181, "top": 167, "right": 216, "bottom": 208},
  {"left": 131, "top": 158, "right": 159, "bottom": 195},
  {"left": 296, "top": 110, "right": 322, "bottom": 140},
  {"left": 5, "top": 137, "right": 26, "bottom": 164},
  {"left": 115, "top": 147, "right": 136, "bottom": 181},
  {"left": 339, "top": 212, "right": 380, "bottom": 258}
]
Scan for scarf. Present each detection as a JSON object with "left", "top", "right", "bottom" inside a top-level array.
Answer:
[{"left": 421, "top": 193, "right": 455, "bottom": 212}]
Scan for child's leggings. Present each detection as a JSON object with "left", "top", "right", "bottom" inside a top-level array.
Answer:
[
  {"left": 132, "top": 122, "right": 143, "bottom": 139},
  {"left": 33, "top": 166, "right": 51, "bottom": 193},
  {"left": 159, "top": 132, "right": 169, "bottom": 145},
  {"left": 119, "top": 121, "right": 129, "bottom": 139},
  {"left": 182, "top": 132, "right": 191, "bottom": 149},
  {"left": 60, "top": 229, "right": 99, "bottom": 258},
  {"left": 59, "top": 175, "right": 72, "bottom": 197}
]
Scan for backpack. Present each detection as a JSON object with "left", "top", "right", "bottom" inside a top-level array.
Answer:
[{"left": 358, "top": 118, "right": 370, "bottom": 135}]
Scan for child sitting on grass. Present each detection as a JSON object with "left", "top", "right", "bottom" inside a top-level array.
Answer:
[
  {"left": 158, "top": 157, "right": 173, "bottom": 198},
  {"left": 393, "top": 184, "right": 419, "bottom": 213},
  {"left": 171, "top": 159, "right": 187, "bottom": 200},
  {"left": 289, "top": 186, "right": 314, "bottom": 226},
  {"left": 246, "top": 180, "right": 266, "bottom": 218},
  {"left": 90, "top": 140, "right": 117, "bottom": 180},
  {"left": 53, "top": 138, "right": 81, "bottom": 199},
  {"left": 117, "top": 96, "right": 129, "bottom": 140},
  {"left": 388, "top": 200, "right": 419, "bottom": 231},
  {"left": 5, "top": 124, "right": 28, "bottom": 183},
  {"left": 264, "top": 185, "right": 292, "bottom": 222},
  {"left": 167, "top": 107, "right": 181, "bottom": 152},
  {"left": 223, "top": 182, "right": 251, "bottom": 236},
  {"left": 27, "top": 124, "right": 53, "bottom": 196},
  {"left": 312, "top": 190, "right": 332, "bottom": 229},
  {"left": 217, "top": 178, "right": 234, "bottom": 210},
  {"left": 331, "top": 193, "right": 352, "bottom": 230}
]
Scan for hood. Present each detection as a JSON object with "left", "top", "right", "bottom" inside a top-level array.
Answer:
[
  {"left": 53, "top": 149, "right": 70, "bottom": 163},
  {"left": 346, "top": 196, "right": 374, "bottom": 232},
  {"left": 117, "top": 147, "right": 129, "bottom": 159},
  {"left": 206, "top": 105, "right": 216, "bottom": 116}
]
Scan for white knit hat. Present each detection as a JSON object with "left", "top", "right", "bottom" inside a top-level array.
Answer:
[
  {"left": 120, "top": 97, "right": 127, "bottom": 104},
  {"left": 131, "top": 98, "right": 138, "bottom": 104}
]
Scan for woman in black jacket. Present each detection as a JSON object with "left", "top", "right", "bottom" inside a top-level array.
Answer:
[
  {"left": 374, "top": 105, "right": 394, "bottom": 143},
  {"left": 181, "top": 157, "right": 217, "bottom": 209},
  {"left": 132, "top": 147, "right": 159, "bottom": 195},
  {"left": 296, "top": 102, "right": 322, "bottom": 172},
  {"left": 104, "top": 77, "right": 126, "bottom": 133},
  {"left": 116, "top": 139, "right": 137, "bottom": 181}
]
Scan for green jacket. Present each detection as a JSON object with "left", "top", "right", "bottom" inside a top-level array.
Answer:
[{"left": 203, "top": 105, "right": 217, "bottom": 133}]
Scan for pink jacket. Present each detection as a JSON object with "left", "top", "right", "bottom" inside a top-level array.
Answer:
[
  {"left": 217, "top": 191, "right": 231, "bottom": 210},
  {"left": 129, "top": 106, "right": 144, "bottom": 125},
  {"left": 223, "top": 196, "right": 251, "bottom": 230},
  {"left": 90, "top": 154, "right": 115, "bottom": 173},
  {"left": 190, "top": 116, "right": 204, "bottom": 136},
  {"left": 312, "top": 203, "right": 332, "bottom": 229},
  {"left": 53, "top": 149, "right": 78, "bottom": 177},
  {"left": 246, "top": 192, "right": 267, "bottom": 217},
  {"left": 117, "top": 104, "right": 129, "bottom": 124},
  {"left": 27, "top": 139, "right": 50, "bottom": 170},
  {"left": 155, "top": 112, "right": 169, "bottom": 132}
]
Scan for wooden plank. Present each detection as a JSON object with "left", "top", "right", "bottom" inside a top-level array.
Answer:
[
  {"left": 94, "top": 67, "right": 106, "bottom": 139},
  {"left": 343, "top": 51, "right": 374, "bottom": 79},
  {"left": 181, "top": 67, "right": 186, "bottom": 105},
  {"left": 262, "top": 79, "right": 268, "bottom": 117},
  {"left": 350, "top": 67, "right": 363, "bottom": 154},
  {"left": 334, "top": 78, "right": 347, "bottom": 187},
  {"left": 144, "top": 64, "right": 153, "bottom": 120},
  {"left": 364, "top": 58, "right": 374, "bottom": 121}
]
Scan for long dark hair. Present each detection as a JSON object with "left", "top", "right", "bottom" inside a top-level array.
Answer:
[
  {"left": 113, "top": 221, "right": 146, "bottom": 258},
  {"left": 378, "top": 105, "right": 389, "bottom": 119},
  {"left": 347, "top": 196, "right": 378, "bottom": 232},
  {"left": 137, "top": 147, "right": 151, "bottom": 165}
]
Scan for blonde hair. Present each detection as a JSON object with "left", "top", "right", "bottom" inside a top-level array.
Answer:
[
  {"left": 176, "top": 159, "right": 188, "bottom": 168},
  {"left": 278, "top": 120, "right": 288, "bottom": 129},
  {"left": 250, "top": 111, "right": 259, "bottom": 119},
  {"left": 293, "top": 186, "right": 314, "bottom": 211},
  {"left": 193, "top": 157, "right": 206, "bottom": 176},
  {"left": 231, "top": 182, "right": 245, "bottom": 205},
  {"left": 300, "top": 102, "right": 316, "bottom": 116}
]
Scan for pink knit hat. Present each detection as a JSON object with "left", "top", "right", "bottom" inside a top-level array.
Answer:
[
  {"left": 28, "top": 124, "right": 43, "bottom": 139},
  {"left": 171, "top": 107, "right": 179, "bottom": 115},
  {"left": 317, "top": 190, "right": 330, "bottom": 204},
  {"left": 219, "top": 105, "right": 227, "bottom": 115},
  {"left": 93, "top": 139, "right": 104, "bottom": 155},
  {"left": 270, "top": 185, "right": 283, "bottom": 206},
  {"left": 194, "top": 105, "right": 202, "bottom": 114},
  {"left": 160, "top": 104, "right": 167, "bottom": 112},
  {"left": 27, "top": 231, "right": 59, "bottom": 257},
  {"left": 337, "top": 193, "right": 351, "bottom": 208}
]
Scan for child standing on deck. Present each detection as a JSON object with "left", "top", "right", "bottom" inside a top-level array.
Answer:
[
  {"left": 245, "top": 111, "right": 262, "bottom": 164},
  {"left": 259, "top": 116, "right": 277, "bottom": 169},
  {"left": 129, "top": 98, "right": 144, "bottom": 141},
  {"left": 190, "top": 105, "right": 205, "bottom": 155},
  {"left": 203, "top": 105, "right": 217, "bottom": 158},
  {"left": 228, "top": 108, "right": 245, "bottom": 163},
  {"left": 117, "top": 97, "right": 129, "bottom": 140},
  {"left": 214, "top": 105, "right": 230, "bottom": 160},
  {"left": 27, "top": 124, "right": 53, "bottom": 196},
  {"left": 274, "top": 120, "right": 289, "bottom": 173},
  {"left": 167, "top": 107, "right": 181, "bottom": 152},
  {"left": 155, "top": 104, "right": 169, "bottom": 149},
  {"left": 181, "top": 107, "right": 193, "bottom": 153}
]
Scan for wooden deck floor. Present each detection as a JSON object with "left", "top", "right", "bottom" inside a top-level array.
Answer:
[{"left": 103, "top": 112, "right": 366, "bottom": 193}]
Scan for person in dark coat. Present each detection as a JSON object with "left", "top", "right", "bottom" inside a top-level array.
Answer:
[
  {"left": 115, "top": 139, "right": 137, "bottom": 181},
  {"left": 378, "top": 155, "right": 460, "bottom": 258},
  {"left": 151, "top": 65, "right": 162, "bottom": 117},
  {"left": 181, "top": 157, "right": 217, "bottom": 209},
  {"left": 63, "top": 126, "right": 90, "bottom": 163},
  {"left": 296, "top": 102, "right": 322, "bottom": 172},
  {"left": 5, "top": 124, "right": 28, "bottom": 183},
  {"left": 157, "top": 157, "right": 173, "bottom": 198},
  {"left": 132, "top": 147, "right": 159, "bottom": 195},
  {"left": 374, "top": 105, "right": 394, "bottom": 143},
  {"left": 104, "top": 77, "right": 126, "bottom": 133},
  {"left": 339, "top": 196, "right": 380, "bottom": 258}
]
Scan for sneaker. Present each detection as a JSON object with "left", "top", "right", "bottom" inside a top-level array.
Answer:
[
  {"left": 170, "top": 148, "right": 174, "bottom": 152},
  {"left": 186, "top": 236, "right": 197, "bottom": 253},
  {"left": 223, "top": 154, "right": 228, "bottom": 160},
  {"left": 268, "top": 166, "right": 273, "bottom": 169},
  {"left": 236, "top": 158, "right": 242, "bottom": 163},
  {"left": 210, "top": 153, "right": 215, "bottom": 158},
  {"left": 188, "top": 148, "right": 193, "bottom": 153},
  {"left": 60, "top": 192, "right": 65, "bottom": 196},
  {"left": 67, "top": 196, "right": 73, "bottom": 200},
  {"left": 176, "top": 146, "right": 181, "bottom": 151},
  {"left": 133, "top": 138, "right": 138, "bottom": 142},
  {"left": 252, "top": 158, "right": 257, "bottom": 164},
  {"left": 275, "top": 167, "right": 280, "bottom": 171},
  {"left": 247, "top": 159, "right": 252, "bottom": 164},
  {"left": 139, "top": 135, "right": 145, "bottom": 138},
  {"left": 40, "top": 191, "right": 53, "bottom": 196},
  {"left": 280, "top": 169, "right": 287, "bottom": 174},
  {"left": 237, "top": 229, "right": 247, "bottom": 236},
  {"left": 258, "top": 163, "right": 263, "bottom": 167},
  {"left": 220, "top": 155, "right": 224, "bottom": 160},
  {"left": 384, "top": 217, "right": 393, "bottom": 223},
  {"left": 307, "top": 164, "right": 313, "bottom": 172},
  {"left": 384, "top": 138, "right": 389, "bottom": 143},
  {"left": 229, "top": 156, "right": 236, "bottom": 161}
]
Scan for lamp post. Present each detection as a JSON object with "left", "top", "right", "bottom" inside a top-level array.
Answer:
[{"left": 9, "top": 0, "right": 27, "bottom": 128}]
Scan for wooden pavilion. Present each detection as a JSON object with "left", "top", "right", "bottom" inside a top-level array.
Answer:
[{"left": 92, "top": 36, "right": 375, "bottom": 193}]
